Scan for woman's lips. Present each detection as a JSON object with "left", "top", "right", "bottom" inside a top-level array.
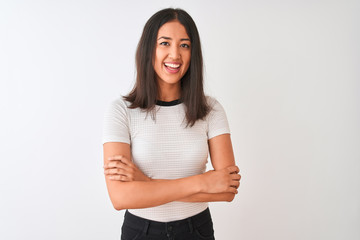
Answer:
[{"left": 164, "top": 62, "right": 181, "bottom": 73}]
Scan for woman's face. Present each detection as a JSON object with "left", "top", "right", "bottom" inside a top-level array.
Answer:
[{"left": 153, "top": 20, "right": 191, "bottom": 90}]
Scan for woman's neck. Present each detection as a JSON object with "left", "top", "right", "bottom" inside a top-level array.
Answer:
[{"left": 157, "top": 86, "right": 181, "bottom": 101}]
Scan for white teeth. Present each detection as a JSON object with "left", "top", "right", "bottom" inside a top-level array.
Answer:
[{"left": 164, "top": 63, "right": 180, "bottom": 68}]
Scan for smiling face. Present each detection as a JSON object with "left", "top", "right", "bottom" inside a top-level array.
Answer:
[{"left": 153, "top": 20, "right": 191, "bottom": 95}]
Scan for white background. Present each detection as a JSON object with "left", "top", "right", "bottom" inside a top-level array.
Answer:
[{"left": 1, "top": 0, "right": 359, "bottom": 239}]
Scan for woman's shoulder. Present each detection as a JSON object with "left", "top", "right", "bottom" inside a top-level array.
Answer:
[
  {"left": 204, "top": 95, "right": 229, "bottom": 121},
  {"left": 205, "top": 95, "right": 223, "bottom": 109},
  {"left": 110, "top": 95, "right": 131, "bottom": 106},
  {"left": 106, "top": 96, "right": 131, "bottom": 113}
]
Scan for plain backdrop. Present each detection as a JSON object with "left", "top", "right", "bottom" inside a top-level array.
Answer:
[{"left": 0, "top": 0, "right": 359, "bottom": 239}]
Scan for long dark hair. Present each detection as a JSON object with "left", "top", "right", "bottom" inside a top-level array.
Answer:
[{"left": 123, "top": 8, "right": 210, "bottom": 127}]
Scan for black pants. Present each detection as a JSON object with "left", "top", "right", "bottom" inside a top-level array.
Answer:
[{"left": 121, "top": 208, "right": 215, "bottom": 240}]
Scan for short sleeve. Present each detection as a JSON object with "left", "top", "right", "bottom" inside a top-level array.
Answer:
[
  {"left": 102, "top": 98, "right": 130, "bottom": 144},
  {"left": 206, "top": 97, "right": 231, "bottom": 140}
]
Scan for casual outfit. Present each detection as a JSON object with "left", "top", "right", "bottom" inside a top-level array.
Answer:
[{"left": 102, "top": 96, "right": 230, "bottom": 239}]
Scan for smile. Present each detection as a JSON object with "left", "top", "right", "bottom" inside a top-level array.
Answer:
[{"left": 164, "top": 62, "right": 181, "bottom": 73}]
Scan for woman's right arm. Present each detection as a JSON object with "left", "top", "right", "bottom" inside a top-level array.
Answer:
[{"left": 103, "top": 142, "right": 239, "bottom": 210}]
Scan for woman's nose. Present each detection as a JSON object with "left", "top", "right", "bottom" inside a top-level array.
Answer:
[{"left": 168, "top": 46, "right": 180, "bottom": 60}]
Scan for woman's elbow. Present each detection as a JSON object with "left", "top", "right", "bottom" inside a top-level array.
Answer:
[
  {"left": 110, "top": 194, "right": 139, "bottom": 210},
  {"left": 111, "top": 200, "right": 127, "bottom": 211},
  {"left": 113, "top": 205, "right": 124, "bottom": 211},
  {"left": 109, "top": 196, "right": 126, "bottom": 211}
]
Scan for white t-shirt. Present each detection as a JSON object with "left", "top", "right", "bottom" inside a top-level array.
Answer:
[{"left": 102, "top": 95, "right": 230, "bottom": 222}]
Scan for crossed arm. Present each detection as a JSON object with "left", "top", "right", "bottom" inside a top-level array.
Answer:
[
  {"left": 179, "top": 134, "right": 238, "bottom": 202},
  {"left": 103, "top": 134, "right": 241, "bottom": 210}
]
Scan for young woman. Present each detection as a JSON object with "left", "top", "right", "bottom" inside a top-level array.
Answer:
[{"left": 102, "top": 8, "right": 241, "bottom": 240}]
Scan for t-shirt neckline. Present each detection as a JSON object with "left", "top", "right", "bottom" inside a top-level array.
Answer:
[{"left": 156, "top": 99, "right": 182, "bottom": 106}]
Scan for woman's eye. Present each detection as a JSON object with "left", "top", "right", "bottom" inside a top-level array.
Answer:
[
  {"left": 160, "top": 42, "right": 169, "bottom": 46},
  {"left": 181, "top": 43, "right": 190, "bottom": 48}
]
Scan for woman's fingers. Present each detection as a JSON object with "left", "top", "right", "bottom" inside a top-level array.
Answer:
[
  {"left": 104, "top": 164, "right": 133, "bottom": 177},
  {"left": 104, "top": 168, "right": 130, "bottom": 182},
  {"left": 116, "top": 155, "right": 132, "bottom": 165},
  {"left": 231, "top": 180, "right": 240, "bottom": 189},
  {"left": 105, "top": 155, "right": 135, "bottom": 170},
  {"left": 227, "top": 165, "right": 239, "bottom": 174},
  {"left": 105, "top": 168, "right": 133, "bottom": 182},
  {"left": 226, "top": 171, "right": 240, "bottom": 189},
  {"left": 104, "top": 155, "right": 150, "bottom": 182},
  {"left": 104, "top": 156, "right": 133, "bottom": 181},
  {"left": 105, "top": 160, "right": 132, "bottom": 172},
  {"left": 228, "top": 186, "right": 238, "bottom": 194},
  {"left": 105, "top": 155, "right": 131, "bottom": 166},
  {"left": 108, "top": 174, "right": 129, "bottom": 181},
  {"left": 230, "top": 172, "right": 241, "bottom": 190},
  {"left": 105, "top": 168, "right": 127, "bottom": 175},
  {"left": 231, "top": 173, "right": 241, "bottom": 181}
]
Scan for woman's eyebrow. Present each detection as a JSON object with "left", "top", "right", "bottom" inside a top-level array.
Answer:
[
  {"left": 158, "top": 36, "right": 171, "bottom": 40},
  {"left": 157, "top": 36, "right": 190, "bottom": 41}
]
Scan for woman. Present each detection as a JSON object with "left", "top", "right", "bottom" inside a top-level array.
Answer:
[{"left": 102, "top": 8, "right": 241, "bottom": 240}]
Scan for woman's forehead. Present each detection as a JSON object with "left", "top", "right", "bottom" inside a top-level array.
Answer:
[{"left": 157, "top": 20, "right": 189, "bottom": 40}]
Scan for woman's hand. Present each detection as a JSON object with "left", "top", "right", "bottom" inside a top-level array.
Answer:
[
  {"left": 201, "top": 166, "right": 241, "bottom": 194},
  {"left": 103, "top": 155, "right": 151, "bottom": 182}
]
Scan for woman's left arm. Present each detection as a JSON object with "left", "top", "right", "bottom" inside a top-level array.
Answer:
[{"left": 177, "top": 133, "right": 240, "bottom": 202}]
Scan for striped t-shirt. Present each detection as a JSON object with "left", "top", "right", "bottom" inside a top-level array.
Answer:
[{"left": 102, "top": 95, "right": 230, "bottom": 222}]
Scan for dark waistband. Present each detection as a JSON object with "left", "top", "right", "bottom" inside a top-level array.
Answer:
[{"left": 123, "top": 208, "right": 212, "bottom": 235}]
